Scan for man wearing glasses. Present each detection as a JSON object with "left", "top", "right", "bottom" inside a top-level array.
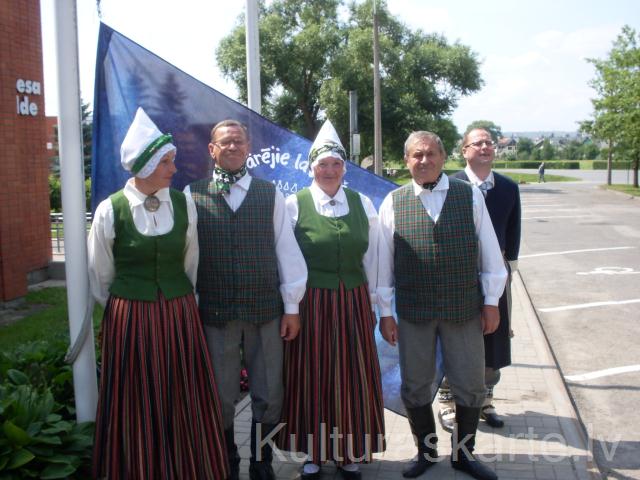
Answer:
[
  {"left": 438, "top": 128, "right": 522, "bottom": 434},
  {"left": 378, "top": 131, "right": 506, "bottom": 480},
  {"left": 186, "top": 120, "right": 307, "bottom": 480}
]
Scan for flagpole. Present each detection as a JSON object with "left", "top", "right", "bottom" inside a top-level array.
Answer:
[
  {"left": 53, "top": 0, "right": 98, "bottom": 422},
  {"left": 246, "top": 0, "right": 261, "bottom": 113},
  {"left": 372, "top": 0, "right": 383, "bottom": 176}
]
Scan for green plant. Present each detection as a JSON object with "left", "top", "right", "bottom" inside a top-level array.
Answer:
[{"left": 0, "top": 382, "right": 93, "bottom": 479}]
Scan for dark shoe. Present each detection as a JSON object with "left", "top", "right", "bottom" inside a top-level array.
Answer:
[
  {"left": 438, "top": 406, "right": 455, "bottom": 433},
  {"left": 450, "top": 405, "right": 497, "bottom": 480},
  {"left": 300, "top": 462, "right": 320, "bottom": 480},
  {"left": 249, "top": 421, "right": 276, "bottom": 480},
  {"left": 338, "top": 466, "right": 362, "bottom": 480},
  {"left": 402, "top": 449, "right": 438, "bottom": 478},
  {"left": 451, "top": 452, "right": 497, "bottom": 480},
  {"left": 403, "top": 405, "right": 439, "bottom": 478},
  {"left": 481, "top": 405, "right": 504, "bottom": 428},
  {"left": 224, "top": 428, "right": 240, "bottom": 480},
  {"left": 249, "top": 461, "right": 276, "bottom": 480}
]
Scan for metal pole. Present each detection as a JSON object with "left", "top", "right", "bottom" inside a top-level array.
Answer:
[
  {"left": 349, "top": 90, "right": 358, "bottom": 162},
  {"left": 246, "top": 0, "right": 261, "bottom": 114},
  {"left": 372, "top": 0, "right": 383, "bottom": 176},
  {"left": 53, "top": 0, "right": 98, "bottom": 422}
]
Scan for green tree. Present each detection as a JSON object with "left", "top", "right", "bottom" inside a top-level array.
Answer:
[
  {"left": 581, "top": 25, "right": 640, "bottom": 186},
  {"left": 50, "top": 101, "right": 92, "bottom": 180},
  {"left": 516, "top": 137, "right": 534, "bottom": 159},
  {"left": 541, "top": 139, "right": 555, "bottom": 160},
  {"left": 464, "top": 120, "right": 502, "bottom": 142},
  {"left": 216, "top": 0, "right": 482, "bottom": 160}
]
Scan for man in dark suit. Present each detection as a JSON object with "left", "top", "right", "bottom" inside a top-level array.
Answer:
[{"left": 438, "top": 128, "right": 521, "bottom": 432}]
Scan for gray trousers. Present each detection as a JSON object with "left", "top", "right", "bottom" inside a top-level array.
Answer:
[
  {"left": 440, "top": 368, "right": 501, "bottom": 407},
  {"left": 398, "top": 317, "right": 486, "bottom": 409},
  {"left": 204, "top": 318, "right": 283, "bottom": 430}
]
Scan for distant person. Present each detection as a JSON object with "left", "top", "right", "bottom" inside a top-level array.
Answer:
[
  {"left": 378, "top": 131, "right": 507, "bottom": 480},
  {"left": 277, "top": 121, "right": 385, "bottom": 480},
  {"left": 436, "top": 128, "right": 521, "bottom": 434},
  {"left": 538, "top": 162, "right": 546, "bottom": 183},
  {"left": 186, "top": 119, "right": 307, "bottom": 480},
  {"left": 88, "top": 107, "right": 229, "bottom": 479}
]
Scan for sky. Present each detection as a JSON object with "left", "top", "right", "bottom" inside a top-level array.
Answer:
[{"left": 40, "top": 0, "right": 639, "bottom": 134}]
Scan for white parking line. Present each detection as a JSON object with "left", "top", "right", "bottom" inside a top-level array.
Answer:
[
  {"left": 539, "top": 298, "right": 640, "bottom": 313},
  {"left": 520, "top": 246, "right": 635, "bottom": 259},
  {"left": 522, "top": 215, "right": 590, "bottom": 220},
  {"left": 565, "top": 365, "right": 640, "bottom": 382}
]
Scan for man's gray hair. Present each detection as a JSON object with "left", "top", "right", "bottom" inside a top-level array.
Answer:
[
  {"left": 404, "top": 131, "right": 446, "bottom": 157},
  {"left": 210, "top": 119, "right": 249, "bottom": 142}
]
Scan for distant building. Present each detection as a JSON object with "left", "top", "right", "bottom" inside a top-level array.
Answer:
[
  {"left": 496, "top": 137, "right": 517, "bottom": 157},
  {"left": 0, "top": 0, "right": 51, "bottom": 301}
]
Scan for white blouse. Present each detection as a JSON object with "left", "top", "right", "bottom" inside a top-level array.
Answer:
[
  {"left": 87, "top": 179, "right": 199, "bottom": 306},
  {"left": 285, "top": 181, "right": 379, "bottom": 304}
]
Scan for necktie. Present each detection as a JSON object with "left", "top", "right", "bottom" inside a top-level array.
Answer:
[
  {"left": 479, "top": 181, "right": 490, "bottom": 197},
  {"left": 214, "top": 165, "right": 247, "bottom": 195}
]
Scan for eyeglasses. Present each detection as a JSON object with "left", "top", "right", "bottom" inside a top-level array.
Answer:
[
  {"left": 464, "top": 140, "right": 496, "bottom": 149},
  {"left": 213, "top": 139, "right": 247, "bottom": 149}
]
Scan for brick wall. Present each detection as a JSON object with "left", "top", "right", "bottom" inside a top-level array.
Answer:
[{"left": 0, "top": 0, "right": 51, "bottom": 301}]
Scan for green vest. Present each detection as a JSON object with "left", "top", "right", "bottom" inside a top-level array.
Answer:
[
  {"left": 190, "top": 177, "right": 283, "bottom": 327},
  {"left": 295, "top": 187, "right": 368, "bottom": 290},
  {"left": 109, "top": 189, "right": 193, "bottom": 301},
  {"left": 393, "top": 178, "right": 482, "bottom": 324}
]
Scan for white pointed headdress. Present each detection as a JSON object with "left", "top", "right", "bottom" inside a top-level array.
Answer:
[
  {"left": 308, "top": 120, "right": 347, "bottom": 176},
  {"left": 120, "top": 107, "right": 176, "bottom": 179}
]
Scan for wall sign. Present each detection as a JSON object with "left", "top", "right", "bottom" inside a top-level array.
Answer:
[{"left": 16, "top": 78, "right": 41, "bottom": 116}]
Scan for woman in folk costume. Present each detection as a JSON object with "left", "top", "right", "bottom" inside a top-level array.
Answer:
[
  {"left": 277, "top": 121, "right": 385, "bottom": 479},
  {"left": 88, "top": 107, "right": 228, "bottom": 479}
]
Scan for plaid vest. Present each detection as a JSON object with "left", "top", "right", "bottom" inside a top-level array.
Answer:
[
  {"left": 295, "top": 187, "right": 368, "bottom": 290},
  {"left": 392, "top": 178, "right": 482, "bottom": 324},
  {"left": 190, "top": 177, "right": 283, "bottom": 326},
  {"left": 109, "top": 189, "right": 193, "bottom": 301}
]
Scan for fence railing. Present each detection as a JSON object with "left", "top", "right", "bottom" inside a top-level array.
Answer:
[{"left": 50, "top": 213, "right": 93, "bottom": 255}]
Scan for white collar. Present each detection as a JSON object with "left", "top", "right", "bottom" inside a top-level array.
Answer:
[
  {"left": 411, "top": 173, "right": 449, "bottom": 196},
  {"left": 310, "top": 181, "right": 346, "bottom": 206},
  {"left": 124, "top": 178, "right": 171, "bottom": 206},
  {"left": 465, "top": 166, "right": 494, "bottom": 187}
]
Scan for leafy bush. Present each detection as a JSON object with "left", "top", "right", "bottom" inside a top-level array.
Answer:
[
  {"left": 0, "top": 341, "right": 94, "bottom": 479},
  {"left": 592, "top": 160, "right": 634, "bottom": 170}
]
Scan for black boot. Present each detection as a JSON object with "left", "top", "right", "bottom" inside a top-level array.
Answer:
[
  {"left": 450, "top": 405, "right": 497, "bottom": 480},
  {"left": 402, "top": 405, "right": 439, "bottom": 478},
  {"left": 224, "top": 427, "right": 241, "bottom": 480},
  {"left": 249, "top": 421, "right": 276, "bottom": 480}
]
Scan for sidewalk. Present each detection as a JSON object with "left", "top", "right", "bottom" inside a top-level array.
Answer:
[{"left": 232, "top": 272, "right": 601, "bottom": 479}]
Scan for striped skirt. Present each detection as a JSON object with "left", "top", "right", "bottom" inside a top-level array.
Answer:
[
  {"left": 92, "top": 293, "right": 229, "bottom": 480},
  {"left": 277, "top": 283, "right": 386, "bottom": 465}
]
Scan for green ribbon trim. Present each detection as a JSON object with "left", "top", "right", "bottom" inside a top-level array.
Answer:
[
  {"left": 131, "top": 133, "right": 173, "bottom": 174},
  {"left": 308, "top": 141, "right": 347, "bottom": 164}
]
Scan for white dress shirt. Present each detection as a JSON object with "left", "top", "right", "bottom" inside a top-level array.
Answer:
[
  {"left": 464, "top": 165, "right": 518, "bottom": 272},
  {"left": 184, "top": 173, "right": 308, "bottom": 314},
  {"left": 285, "top": 182, "right": 379, "bottom": 303},
  {"left": 87, "top": 179, "right": 199, "bottom": 307},
  {"left": 377, "top": 175, "right": 507, "bottom": 317}
]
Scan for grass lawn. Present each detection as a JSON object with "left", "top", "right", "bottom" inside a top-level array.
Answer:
[
  {"left": 604, "top": 184, "right": 640, "bottom": 197},
  {"left": 499, "top": 172, "right": 580, "bottom": 183},
  {"left": 0, "top": 287, "right": 103, "bottom": 352}
]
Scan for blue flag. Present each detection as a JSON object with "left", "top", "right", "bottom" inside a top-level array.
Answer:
[
  {"left": 92, "top": 22, "right": 443, "bottom": 416},
  {"left": 91, "top": 23, "right": 396, "bottom": 210}
]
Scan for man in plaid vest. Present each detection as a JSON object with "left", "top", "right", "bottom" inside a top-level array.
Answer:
[
  {"left": 378, "top": 131, "right": 507, "bottom": 480},
  {"left": 185, "top": 120, "right": 307, "bottom": 480}
]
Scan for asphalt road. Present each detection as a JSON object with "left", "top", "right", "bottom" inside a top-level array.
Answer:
[
  {"left": 516, "top": 180, "right": 640, "bottom": 479},
  {"left": 502, "top": 168, "right": 637, "bottom": 185}
]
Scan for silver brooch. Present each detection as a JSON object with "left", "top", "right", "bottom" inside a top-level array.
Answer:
[{"left": 143, "top": 195, "right": 160, "bottom": 212}]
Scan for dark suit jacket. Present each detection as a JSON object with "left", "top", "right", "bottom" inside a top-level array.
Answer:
[{"left": 451, "top": 170, "right": 521, "bottom": 369}]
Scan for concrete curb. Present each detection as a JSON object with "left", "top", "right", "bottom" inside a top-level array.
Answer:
[{"left": 514, "top": 272, "right": 601, "bottom": 479}]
